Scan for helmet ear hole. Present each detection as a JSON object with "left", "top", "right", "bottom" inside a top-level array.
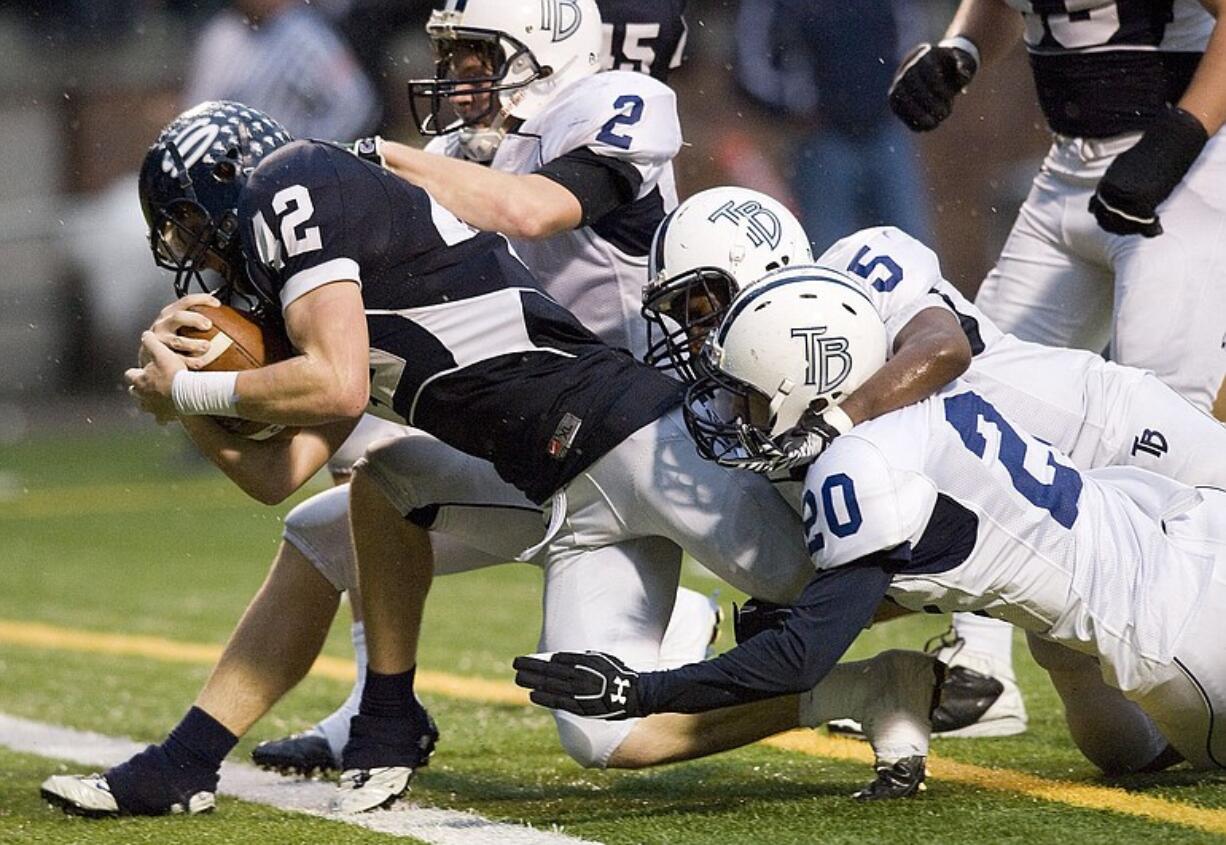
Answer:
[{"left": 212, "top": 160, "right": 238, "bottom": 183}]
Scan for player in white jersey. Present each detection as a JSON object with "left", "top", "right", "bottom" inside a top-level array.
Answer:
[
  {"left": 644, "top": 186, "right": 1226, "bottom": 737},
  {"left": 888, "top": 0, "right": 1226, "bottom": 414},
  {"left": 518, "top": 269, "right": 1226, "bottom": 777}
]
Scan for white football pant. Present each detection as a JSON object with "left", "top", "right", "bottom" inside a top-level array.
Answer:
[{"left": 975, "top": 130, "right": 1226, "bottom": 415}]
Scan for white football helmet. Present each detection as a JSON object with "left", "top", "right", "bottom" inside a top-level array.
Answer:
[
  {"left": 642, "top": 186, "right": 814, "bottom": 379},
  {"left": 683, "top": 265, "right": 887, "bottom": 466},
  {"left": 408, "top": 0, "right": 603, "bottom": 158}
]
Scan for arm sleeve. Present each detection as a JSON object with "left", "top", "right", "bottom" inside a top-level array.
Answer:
[
  {"left": 534, "top": 147, "right": 644, "bottom": 227},
  {"left": 635, "top": 555, "right": 895, "bottom": 714}
]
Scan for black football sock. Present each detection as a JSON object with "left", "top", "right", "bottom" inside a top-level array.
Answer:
[
  {"left": 105, "top": 707, "right": 236, "bottom": 814},
  {"left": 345, "top": 666, "right": 437, "bottom": 770},
  {"left": 358, "top": 666, "right": 418, "bottom": 718}
]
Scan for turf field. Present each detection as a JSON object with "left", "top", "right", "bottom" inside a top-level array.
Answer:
[{"left": 2, "top": 421, "right": 1226, "bottom": 844}]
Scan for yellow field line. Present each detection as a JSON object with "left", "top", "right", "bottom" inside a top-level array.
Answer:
[{"left": 2, "top": 618, "right": 1225, "bottom": 837}]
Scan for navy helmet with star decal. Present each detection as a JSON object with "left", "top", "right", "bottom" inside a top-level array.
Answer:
[{"left": 138, "top": 101, "right": 292, "bottom": 312}]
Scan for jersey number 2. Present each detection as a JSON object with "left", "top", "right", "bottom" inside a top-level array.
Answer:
[
  {"left": 944, "top": 392, "right": 1082, "bottom": 528},
  {"left": 596, "top": 95, "right": 644, "bottom": 150}
]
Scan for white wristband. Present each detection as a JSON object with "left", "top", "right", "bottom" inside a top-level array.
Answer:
[
  {"left": 938, "top": 35, "right": 981, "bottom": 71},
  {"left": 171, "top": 370, "right": 241, "bottom": 417},
  {"left": 824, "top": 405, "right": 855, "bottom": 437}
]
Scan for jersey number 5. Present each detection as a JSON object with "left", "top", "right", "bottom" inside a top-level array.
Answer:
[{"left": 944, "top": 391, "right": 1082, "bottom": 528}]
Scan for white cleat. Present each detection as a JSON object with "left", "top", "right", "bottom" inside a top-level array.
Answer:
[
  {"left": 331, "top": 766, "right": 414, "bottom": 813},
  {"left": 40, "top": 773, "right": 215, "bottom": 817}
]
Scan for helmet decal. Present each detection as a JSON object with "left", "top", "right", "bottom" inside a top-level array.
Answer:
[
  {"left": 543, "top": 0, "right": 583, "bottom": 42},
  {"left": 162, "top": 118, "right": 220, "bottom": 176},
  {"left": 706, "top": 200, "right": 782, "bottom": 250},
  {"left": 791, "top": 327, "right": 852, "bottom": 393}
]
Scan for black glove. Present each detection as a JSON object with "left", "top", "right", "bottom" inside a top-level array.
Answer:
[
  {"left": 889, "top": 41, "right": 979, "bottom": 132},
  {"left": 1089, "top": 106, "right": 1208, "bottom": 238},
  {"left": 732, "top": 597, "right": 794, "bottom": 644},
  {"left": 513, "top": 651, "right": 642, "bottom": 720}
]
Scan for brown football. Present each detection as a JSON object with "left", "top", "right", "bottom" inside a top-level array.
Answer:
[{"left": 179, "top": 304, "right": 295, "bottom": 440}]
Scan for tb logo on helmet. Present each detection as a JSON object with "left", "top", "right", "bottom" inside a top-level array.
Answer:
[
  {"left": 791, "top": 327, "right": 853, "bottom": 393},
  {"left": 541, "top": 0, "right": 583, "bottom": 42},
  {"left": 706, "top": 200, "right": 783, "bottom": 250}
]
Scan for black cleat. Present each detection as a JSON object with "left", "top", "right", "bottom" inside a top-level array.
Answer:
[
  {"left": 930, "top": 666, "right": 1004, "bottom": 734},
  {"left": 252, "top": 731, "right": 339, "bottom": 777},
  {"left": 852, "top": 755, "right": 927, "bottom": 801}
]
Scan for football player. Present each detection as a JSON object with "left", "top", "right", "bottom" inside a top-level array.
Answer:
[
  {"left": 517, "top": 267, "right": 1226, "bottom": 778},
  {"left": 888, "top": 0, "right": 1226, "bottom": 731},
  {"left": 643, "top": 186, "right": 1226, "bottom": 737},
  {"left": 251, "top": 0, "right": 698, "bottom": 776},
  {"left": 42, "top": 102, "right": 936, "bottom": 818}
]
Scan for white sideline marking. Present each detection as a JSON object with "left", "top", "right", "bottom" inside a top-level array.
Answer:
[{"left": 0, "top": 713, "right": 599, "bottom": 845}]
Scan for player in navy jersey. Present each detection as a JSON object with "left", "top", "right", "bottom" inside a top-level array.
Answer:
[
  {"left": 600, "top": 0, "right": 687, "bottom": 80},
  {"left": 253, "top": 0, "right": 700, "bottom": 777}
]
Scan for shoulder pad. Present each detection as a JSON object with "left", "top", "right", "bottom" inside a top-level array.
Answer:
[
  {"left": 803, "top": 423, "right": 936, "bottom": 570},
  {"left": 527, "top": 72, "right": 682, "bottom": 166}
]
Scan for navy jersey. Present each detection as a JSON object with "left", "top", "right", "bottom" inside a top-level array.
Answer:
[
  {"left": 999, "top": 0, "right": 1212, "bottom": 137},
  {"left": 239, "top": 140, "right": 683, "bottom": 503},
  {"left": 600, "top": 0, "right": 687, "bottom": 81}
]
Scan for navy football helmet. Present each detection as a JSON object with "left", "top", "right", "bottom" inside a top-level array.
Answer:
[{"left": 138, "top": 101, "right": 292, "bottom": 312}]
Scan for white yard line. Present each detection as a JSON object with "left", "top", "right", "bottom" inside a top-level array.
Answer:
[{"left": 1, "top": 713, "right": 600, "bottom": 845}]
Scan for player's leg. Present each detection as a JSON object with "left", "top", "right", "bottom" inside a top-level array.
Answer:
[
  {"left": 1108, "top": 181, "right": 1226, "bottom": 416},
  {"left": 534, "top": 527, "right": 936, "bottom": 796},
  {"left": 1087, "top": 362, "right": 1226, "bottom": 486},
  {"left": 1024, "top": 633, "right": 1176, "bottom": 775},
  {"left": 973, "top": 165, "right": 1114, "bottom": 352},
  {"left": 41, "top": 540, "right": 342, "bottom": 817},
  {"left": 1130, "top": 497, "right": 1226, "bottom": 770}
]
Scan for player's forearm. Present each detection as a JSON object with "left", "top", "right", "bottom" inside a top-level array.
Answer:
[
  {"left": 636, "top": 564, "right": 890, "bottom": 715},
  {"left": 382, "top": 141, "right": 580, "bottom": 238},
  {"left": 1179, "top": 6, "right": 1226, "bottom": 135},
  {"left": 179, "top": 416, "right": 348, "bottom": 505},
  {"left": 945, "top": 0, "right": 1023, "bottom": 69},
  {"left": 840, "top": 309, "right": 972, "bottom": 426},
  {"left": 233, "top": 354, "right": 369, "bottom": 426}
]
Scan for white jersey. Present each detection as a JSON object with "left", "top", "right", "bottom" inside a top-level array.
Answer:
[
  {"left": 427, "top": 71, "right": 682, "bottom": 358},
  {"left": 1000, "top": 0, "right": 1211, "bottom": 56},
  {"left": 817, "top": 227, "right": 1147, "bottom": 472},
  {"left": 803, "top": 383, "right": 1216, "bottom": 695}
]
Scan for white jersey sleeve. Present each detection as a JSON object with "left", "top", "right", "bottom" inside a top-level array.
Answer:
[
  {"left": 423, "top": 133, "right": 464, "bottom": 159},
  {"left": 817, "top": 227, "right": 955, "bottom": 348},
  {"left": 802, "top": 422, "right": 938, "bottom": 570},
  {"left": 530, "top": 71, "right": 682, "bottom": 200}
]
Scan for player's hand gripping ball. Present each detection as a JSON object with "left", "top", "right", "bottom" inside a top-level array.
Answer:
[{"left": 176, "top": 303, "right": 294, "bottom": 440}]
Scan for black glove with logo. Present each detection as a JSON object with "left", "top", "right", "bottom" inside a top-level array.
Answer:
[
  {"left": 1089, "top": 106, "right": 1208, "bottom": 238},
  {"left": 889, "top": 41, "right": 979, "bottom": 132},
  {"left": 513, "top": 652, "right": 642, "bottom": 720}
]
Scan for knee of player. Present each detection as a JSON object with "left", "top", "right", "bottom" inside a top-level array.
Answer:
[{"left": 553, "top": 713, "right": 635, "bottom": 770}]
